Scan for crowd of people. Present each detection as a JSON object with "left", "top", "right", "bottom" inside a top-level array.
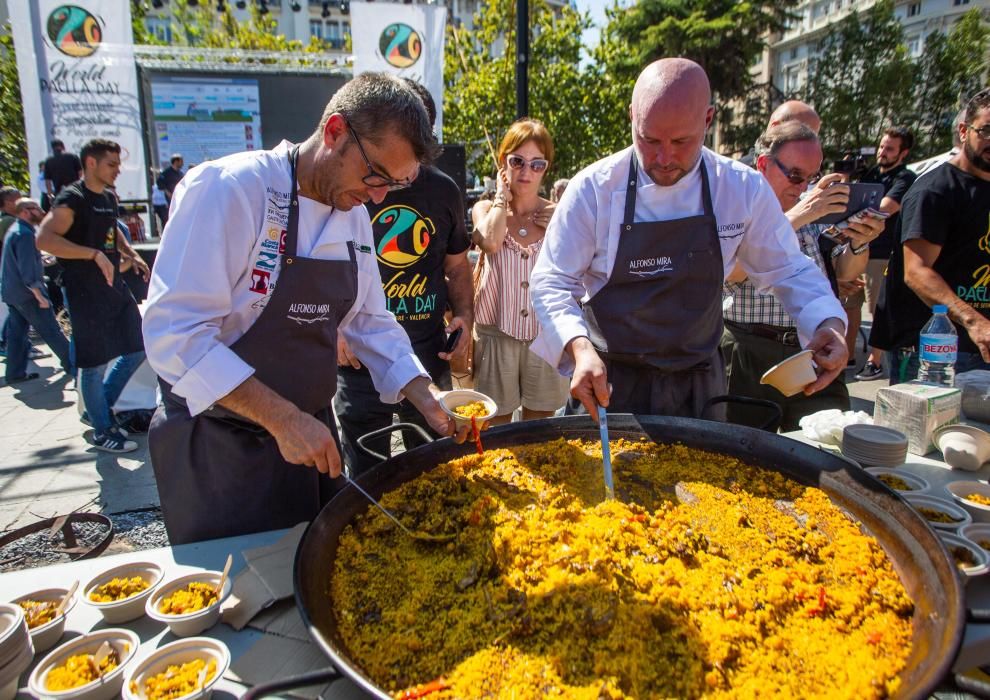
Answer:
[{"left": 0, "top": 64, "right": 987, "bottom": 544}]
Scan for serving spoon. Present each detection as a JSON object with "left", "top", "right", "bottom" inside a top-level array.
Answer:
[{"left": 344, "top": 474, "right": 454, "bottom": 543}]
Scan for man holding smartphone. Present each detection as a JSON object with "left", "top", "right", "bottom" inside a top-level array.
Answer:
[
  {"left": 334, "top": 80, "right": 473, "bottom": 476},
  {"left": 854, "top": 127, "right": 917, "bottom": 380}
]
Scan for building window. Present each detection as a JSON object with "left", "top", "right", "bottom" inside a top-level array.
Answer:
[
  {"left": 953, "top": 0, "right": 970, "bottom": 5},
  {"left": 309, "top": 19, "right": 324, "bottom": 38},
  {"left": 907, "top": 2, "right": 921, "bottom": 16},
  {"left": 790, "top": 47, "right": 798, "bottom": 60},
  {"left": 342, "top": 21, "right": 351, "bottom": 36},
  {"left": 785, "top": 65, "right": 801, "bottom": 93},
  {"left": 145, "top": 17, "right": 172, "bottom": 43},
  {"left": 907, "top": 35, "right": 921, "bottom": 56}
]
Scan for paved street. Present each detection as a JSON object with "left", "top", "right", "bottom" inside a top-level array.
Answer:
[{"left": 0, "top": 322, "right": 888, "bottom": 558}]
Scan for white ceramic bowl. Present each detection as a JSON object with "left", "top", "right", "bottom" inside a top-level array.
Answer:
[
  {"left": 439, "top": 389, "right": 498, "bottom": 427},
  {"left": 864, "top": 467, "right": 930, "bottom": 495},
  {"left": 145, "top": 572, "right": 231, "bottom": 638},
  {"left": 123, "top": 637, "right": 230, "bottom": 700},
  {"left": 0, "top": 603, "right": 30, "bottom": 669},
  {"left": 83, "top": 562, "right": 163, "bottom": 624},
  {"left": 760, "top": 349, "right": 817, "bottom": 398},
  {"left": 935, "top": 424, "right": 990, "bottom": 471},
  {"left": 946, "top": 481, "right": 990, "bottom": 524},
  {"left": 11, "top": 587, "right": 76, "bottom": 654},
  {"left": 938, "top": 531, "right": 990, "bottom": 585},
  {"left": 29, "top": 628, "right": 139, "bottom": 700},
  {"left": 903, "top": 493, "right": 973, "bottom": 531}
]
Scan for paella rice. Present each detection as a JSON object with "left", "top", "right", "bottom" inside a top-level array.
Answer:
[
  {"left": 963, "top": 493, "right": 990, "bottom": 506},
  {"left": 330, "top": 438, "right": 915, "bottom": 699},
  {"left": 46, "top": 649, "right": 121, "bottom": 690},
  {"left": 18, "top": 599, "right": 59, "bottom": 628},
  {"left": 917, "top": 506, "right": 962, "bottom": 524},
  {"left": 950, "top": 545, "right": 978, "bottom": 570},
  {"left": 89, "top": 576, "right": 149, "bottom": 602},
  {"left": 875, "top": 474, "right": 912, "bottom": 492},
  {"left": 130, "top": 657, "right": 217, "bottom": 699},
  {"left": 158, "top": 582, "right": 218, "bottom": 615},
  {"left": 453, "top": 402, "right": 489, "bottom": 419}
]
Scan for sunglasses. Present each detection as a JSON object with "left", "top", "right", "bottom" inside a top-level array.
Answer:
[
  {"left": 771, "top": 156, "right": 818, "bottom": 186},
  {"left": 966, "top": 123, "right": 990, "bottom": 141},
  {"left": 344, "top": 118, "right": 412, "bottom": 192},
  {"left": 506, "top": 154, "right": 549, "bottom": 173}
]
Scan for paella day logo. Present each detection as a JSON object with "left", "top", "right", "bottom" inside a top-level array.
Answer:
[
  {"left": 379, "top": 23, "right": 422, "bottom": 68},
  {"left": 373, "top": 205, "right": 434, "bottom": 269},
  {"left": 47, "top": 5, "right": 103, "bottom": 58}
]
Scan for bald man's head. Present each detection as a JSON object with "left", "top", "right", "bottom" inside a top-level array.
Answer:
[
  {"left": 629, "top": 58, "right": 714, "bottom": 186},
  {"left": 769, "top": 100, "right": 821, "bottom": 134}
]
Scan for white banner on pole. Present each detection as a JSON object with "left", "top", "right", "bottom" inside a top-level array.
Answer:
[
  {"left": 9, "top": 0, "right": 148, "bottom": 202},
  {"left": 350, "top": 2, "right": 447, "bottom": 139}
]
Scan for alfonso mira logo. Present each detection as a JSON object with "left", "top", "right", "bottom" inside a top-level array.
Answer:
[{"left": 47, "top": 5, "right": 103, "bottom": 58}]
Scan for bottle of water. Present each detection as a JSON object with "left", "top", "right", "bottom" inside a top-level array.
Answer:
[{"left": 917, "top": 304, "right": 957, "bottom": 387}]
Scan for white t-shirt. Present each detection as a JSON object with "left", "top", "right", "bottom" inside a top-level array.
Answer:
[
  {"left": 530, "top": 146, "right": 846, "bottom": 374},
  {"left": 143, "top": 141, "right": 427, "bottom": 416}
]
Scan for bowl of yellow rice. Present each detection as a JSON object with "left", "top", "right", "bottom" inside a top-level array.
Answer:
[
  {"left": 29, "top": 628, "right": 138, "bottom": 700},
  {"left": 439, "top": 389, "right": 497, "bottom": 427},
  {"left": 11, "top": 587, "right": 76, "bottom": 654},
  {"left": 145, "top": 571, "right": 231, "bottom": 637},
  {"left": 123, "top": 637, "right": 230, "bottom": 700},
  {"left": 946, "top": 481, "right": 990, "bottom": 524},
  {"left": 83, "top": 562, "right": 163, "bottom": 624}
]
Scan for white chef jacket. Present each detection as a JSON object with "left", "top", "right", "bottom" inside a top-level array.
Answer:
[
  {"left": 143, "top": 141, "right": 427, "bottom": 416},
  {"left": 530, "top": 146, "right": 847, "bottom": 375}
]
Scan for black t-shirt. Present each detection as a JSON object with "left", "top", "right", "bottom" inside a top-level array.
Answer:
[
  {"left": 870, "top": 163, "right": 990, "bottom": 355},
  {"left": 160, "top": 166, "right": 184, "bottom": 200},
  {"left": 365, "top": 165, "right": 469, "bottom": 349},
  {"left": 860, "top": 163, "right": 916, "bottom": 260},
  {"left": 53, "top": 182, "right": 118, "bottom": 255},
  {"left": 44, "top": 152, "right": 82, "bottom": 194}
]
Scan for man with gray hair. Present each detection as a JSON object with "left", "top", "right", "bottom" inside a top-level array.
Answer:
[
  {"left": 721, "top": 122, "right": 884, "bottom": 429},
  {"left": 143, "top": 72, "right": 469, "bottom": 544},
  {"left": 530, "top": 58, "right": 848, "bottom": 420}
]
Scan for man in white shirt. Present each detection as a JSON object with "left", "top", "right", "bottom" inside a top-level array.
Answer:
[
  {"left": 143, "top": 73, "right": 468, "bottom": 544},
  {"left": 530, "top": 58, "right": 848, "bottom": 419}
]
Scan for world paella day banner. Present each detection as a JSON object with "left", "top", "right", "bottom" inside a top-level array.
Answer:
[
  {"left": 9, "top": 0, "right": 148, "bottom": 202},
  {"left": 350, "top": 1, "right": 447, "bottom": 139}
]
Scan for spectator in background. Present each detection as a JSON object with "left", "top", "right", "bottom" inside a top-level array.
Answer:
[
  {"left": 151, "top": 171, "right": 169, "bottom": 231},
  {"left": 854, "top": 127, "right": 917, "bottom": 381},
  {"left": 870, "top": 88, "right": 990, "bottom": 383},
  {"left": 551, "top": 178, "right": 569, "bottom": 203},
  {"left": 1, "top": 198, "right": 73, "bottom": 384},
  {"left": 158, "top": 154, "right": 184, "bottom": 205},
  {"left": 44, "top": 139, "right": 82, "bottom": 198},
  {"left": 0, "top": 187, "right": 20, "bottom": 244},
  {"left": 36, "top": 162, "right": 51, "bottom": 212},
  {"left": 472, "top": 118, "right": 569, "bottom": 424}
]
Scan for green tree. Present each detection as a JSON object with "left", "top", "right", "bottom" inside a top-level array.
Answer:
[
  {"left": 0, "top": 22, "right": 28, "bottom": 190},
  {"left": 804, "top": 0, "right": 914, "bottom": 158},
  {"left": 443, "top": 0, "right": 595, "bottom": 183},
  {"left": 912, "top": 9, "right": 989, "bottom": 158},
  {"left": 591, "top": 0, "right": 800, "bottom": 156}
]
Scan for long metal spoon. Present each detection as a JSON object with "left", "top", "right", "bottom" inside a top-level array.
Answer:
[
  {"left": 344, "top": 475, "right": 454, "bottom": 543},
  {"left": 598, "top": 405, "right": 615, "bottom": 500}
]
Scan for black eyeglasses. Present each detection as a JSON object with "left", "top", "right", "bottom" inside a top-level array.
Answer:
[
  {"left": 506, "top": 154, "right": 549, "bottom": 173},
  {"left": 344, "top": 119, "right": 412, "bottom": 191},
  {"left": 966, "top": 123, "right": 990, "bottom": 141},
  {"left": 771, "top": 156, "right": 817, "bottom": 186}
]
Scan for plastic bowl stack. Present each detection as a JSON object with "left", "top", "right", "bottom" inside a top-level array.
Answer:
[
  {"left": 841, "top": 424, "right": 909, "bottom": 467},
  {"left": 0, "top": 603, "right": 34, "bottom": 700}
]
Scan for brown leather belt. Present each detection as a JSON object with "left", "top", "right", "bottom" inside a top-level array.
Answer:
[{"left": 725, "top": 320, "right": 800, "bottom": 347}]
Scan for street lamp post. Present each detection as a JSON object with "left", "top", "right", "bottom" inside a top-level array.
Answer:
[{"left": 516, "top": 0, "right": 529, "bottom": 119}]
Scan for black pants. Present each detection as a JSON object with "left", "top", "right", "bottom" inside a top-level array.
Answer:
[
  {"left": 334, "top": 360, "right": 452, "bottom": 477},
  {"left": 720, "top": 325, "right": 849, "bottom": 432}
]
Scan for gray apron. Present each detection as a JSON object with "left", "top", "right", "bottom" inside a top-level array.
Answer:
[
  {"left": 149, "top": 146, "right": 358, "bottom": 545},
  {"left": 580, "top": 154, "right": 726, "bottom": 417}
]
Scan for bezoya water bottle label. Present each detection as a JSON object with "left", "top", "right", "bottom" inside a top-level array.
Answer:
[{"left": 919, "top": 333, "right": 958, "bottom": 363}]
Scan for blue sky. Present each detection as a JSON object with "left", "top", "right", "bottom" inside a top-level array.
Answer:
[{"left": 574, "top": 0, "right": 611, "bottom": 52}]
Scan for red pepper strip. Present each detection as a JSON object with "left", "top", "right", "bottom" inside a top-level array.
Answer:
[
  {"left": 396, "top": 678, "right": 451, "bottom": 699},
  {"left": 806, "top": 586, "right": 828, "bottom": 617},
  {"left": 471, "top": 415, "right": 484, "bottom": 454}
]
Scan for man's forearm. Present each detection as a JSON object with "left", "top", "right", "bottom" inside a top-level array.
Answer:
[
  {"left": 400, "top": 375, "right": 440, "bottom": 411},
  {"left": 444, "top": 256, "right": 474, "bottom": 324},
  {"left": 37, "top": 224, "right": 95, "bottom": 260},
  {"left": 906, "top": 266, "right": 981, "bottom": 330},
  {"left": 116, "top": 229, "right": 139, "bottom": 259},
  {"left": 833, "top": 250, "right": 869, "bottom": 281},
  {"left": 217, "top": 376, "right": 300, "bottom": 434}
]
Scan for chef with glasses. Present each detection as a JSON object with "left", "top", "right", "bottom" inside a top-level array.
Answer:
[
  {"left": 143, "top": 74, "right": 470, "bottom": 545},
  {"left": 529, "top": 58, "right": 849, "bottom": 421}
]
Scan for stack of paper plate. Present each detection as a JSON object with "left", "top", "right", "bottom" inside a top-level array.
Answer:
[
  {"left": 0, "top": 603, "right": 33, "bottom": 700},
  {"left": 841, "top": 424, "right": 909, "bottom": 467}
]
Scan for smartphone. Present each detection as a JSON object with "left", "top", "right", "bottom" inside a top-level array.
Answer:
[
  {"left": 832, "top": 159, "right": 856, "bottom": 175},
  {"left": 816, "top": 183, "right": 886, "bottom": 225},
  {"left": 443, "top": 327, "right": 463, "bottom": 355}
]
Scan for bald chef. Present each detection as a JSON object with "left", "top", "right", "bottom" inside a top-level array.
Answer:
[{"left": 529, "top": 58, "right": 848, "bottom": 418}]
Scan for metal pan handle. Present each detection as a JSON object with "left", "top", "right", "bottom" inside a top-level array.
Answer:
[
  {"left": 240, "top": 668, "right": 341, "bottom": 700},
  {"left": 701, "top": 394, "right": 783, "bottom": 433},
  {"left": 356, "top": 422, "right": 434, "bottom": 462}
]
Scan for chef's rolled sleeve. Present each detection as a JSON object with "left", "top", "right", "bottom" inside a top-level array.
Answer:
[{"left": 171, "top": 343, "right": 255, "bottom": 416}]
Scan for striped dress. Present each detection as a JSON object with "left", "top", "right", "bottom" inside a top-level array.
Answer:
[{"left": 475, "top": 235, "right": 545, "bottom": 342}]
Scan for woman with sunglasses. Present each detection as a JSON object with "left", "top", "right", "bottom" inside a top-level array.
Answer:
[{"left": 471, "top": 118, "right": 569, "bottom": 424}]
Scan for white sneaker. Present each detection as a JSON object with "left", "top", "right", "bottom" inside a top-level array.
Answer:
[{"left": 92, "top": 427, "right": 138, "bottom": 453}]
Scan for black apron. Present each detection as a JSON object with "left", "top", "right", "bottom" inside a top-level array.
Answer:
[
  {"left": 149, "top": 147, "right": 358, "bottom": 545},
  {"left": 580, "top": 154, "right": 726, "bottom": 417},
  {"left": 59, "top": 187, "right": 143, "bottom": 369}
]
